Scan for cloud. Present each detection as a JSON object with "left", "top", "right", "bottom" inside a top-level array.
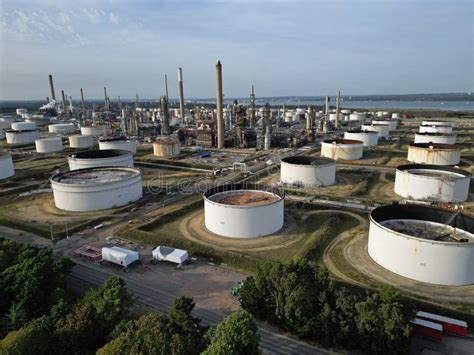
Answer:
[
  {"left": 109, "top": 12, "right": 119, "bottom": 25},
  {"left": 82, "top": 8, "right": 105, "bottom": 24}
]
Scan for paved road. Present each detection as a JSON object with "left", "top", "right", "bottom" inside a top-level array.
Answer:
[{"left": 70, "top": 262, "right": 333, "bottom": 355}]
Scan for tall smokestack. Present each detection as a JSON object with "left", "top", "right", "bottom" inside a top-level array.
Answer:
[
  {"left": 104, "top": 87, "right": 109, "bottom": 111},
  {"left": 178, "top": 68, "right": 185, "bottom": 119},
  {"left": 249, "top": 85, "right": 256, "bottom": 128},
  {"left": 160, "top": 95, "right": 170, "bottom": 135},
  {"left": 164, "top": 74, "right": 169, "bottom": 102},
  {"left": 61, "top": 90, "right": 67, "bottom": 118},
  {"left": 306, "top": 106, "right": 314, "bottom": 130},
  {"left": 48, "top": 75, "right": 56, "bottom": 101},
  {"left": 215, "top": 61, "right": 224, "bottom": 149},
  {"left": 335, "top": 90, "right": 340, "bottom": 129},
  {"left": 80, "top": 88, "right": 85, "bottom": 116},
  {"left": 118, "top": 96, "right": 122, "bottom": 111}
]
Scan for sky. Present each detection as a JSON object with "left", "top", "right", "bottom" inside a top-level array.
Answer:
[{"left": 0, "top": 0, "right": 473, "bottom": 100}]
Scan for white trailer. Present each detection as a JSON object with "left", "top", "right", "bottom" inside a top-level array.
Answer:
[
  {"left": 152, "top": 246, "right": 189, "bottom": 265},
  {"left": 101, "top": 246, "right": 139, "bottom": 268}
]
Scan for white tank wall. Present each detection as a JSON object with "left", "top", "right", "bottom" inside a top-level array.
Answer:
[
  {"left": 414, "top": 134, "right": 456, "bottom": 145},
  {"left": 6, "top": 131, "right": 38, "bottom": 144},
  {"left": 153, "top": 142, "right": 180, "bottom": 157},
  {"left": 280, "top": 161, "right": 335, "bottom": 187},
  {"left": 51, "top": 173, "right": 142, "bottom": 212},
  {"left": 361, "top": 124, "right": 390, "bottom": 138},
  {"left": 49, "top": 123, "right": 76, "bottom": 134},
  {"left": 204, "top": 192, "right": 284, "bottom": 238},
  {"left": 329, "top": 113, "right": 343, "bottom": 122},
  {"left": 35, "top": 137, "right": 63, "bottom": 153},
  {"left": 368, "top": 219, "right": 474, "bottom": 285},
  {"left": 419, "top": 125, "right": 452, "bottom": 134},
  {"left": 11, "top": 121, "right": 36, "bottom": 131},
  {"left": 68, "top": 153, "right": 134, "bottom": 170},
  {"left": 321, "top": 142, "right": 363, "bottom": 160},
  {"left": 80, "top": 126, "right": 110, "bottom": 137},
  {"left": 0, "top": 155, "right": 14, "bottom": 179},
  {"left": 422, "top": 121, "right": 451, "bottom": 127},
  {"left": 394, "top": 169, "right": 470, "bottom": 202},
  {"left": 69, "top": 135, "right": 95, "bottom": 148},
  {"left": 344, "top": 132, "right": 378, "bottom": 147},
  {"left": 99, "top": 140, "right": 137, "bottom": 153},
  {"left": 372, "top": 120, "right": 397, "bottom": 131},
  {"left": 407, "top": 146, "right": 461, "bottom": 165}
]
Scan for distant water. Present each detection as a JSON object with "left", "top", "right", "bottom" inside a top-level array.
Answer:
[{"left": 194, "top": 99, "right": 474, "bottom": 111}]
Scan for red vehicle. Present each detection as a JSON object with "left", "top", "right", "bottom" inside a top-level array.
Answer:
[
  {"left": 416, "top": 311, "right": 468, "bottom": 337},
  {"left": 410, "top": 318, "right": 443, "bottom": 341}
]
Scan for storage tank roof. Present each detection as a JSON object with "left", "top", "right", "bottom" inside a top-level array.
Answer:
[{"left": 51, "top": 167, "right": 140, "bottom": 186}]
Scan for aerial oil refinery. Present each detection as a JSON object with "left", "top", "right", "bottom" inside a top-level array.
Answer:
[{"left": 0, "top": 0, "right": 473, "bottom": 352}]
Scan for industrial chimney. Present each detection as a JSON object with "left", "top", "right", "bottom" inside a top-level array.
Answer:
[
  {"left": 160, "top": 95, "right": 170, "bottom": 135},
  {"left": 215, "top": 61, "right": 224, "bottom": 149},
  {"left": 178, "top": 68, "right": 185, "bottom": 119},
  {"left": 48, "top": 75, "right": 56, "bottom": 101}
]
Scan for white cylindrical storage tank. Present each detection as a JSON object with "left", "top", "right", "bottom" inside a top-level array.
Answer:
[
  {"left": 11, "top": 121, "right": 36, "bottom": 131},
  {"left": 204, "top": 186, "right": 284, "bottom": 238},
  {"left": 5, "top": 130, "right": 39, "bottom": 144},
  {"left": 80, "top": 125, "right": 110, "bottom": 137},
  {"left": 329, "top": 113, "right": 343, "bottom": 122},
  {"left": 51, "top": 167, "right": 143, "bottom": 212},
  {"left": 280, "top": 156, "right": 336, "bottom": 187},
  {"left": 153, "top": 138, "right": 180, "bottom": 157},
  {"left": 392, "top": 113, "right": 399, "bottom": 119},
  {"left": 0, "top": 153, "right": 14, "bottom": 179},
  {"left": 372, "top": 119, "right": 397, "bottom": 131},
  {"left": 344, "top": 130, "right": 379, "bottom": 147},
  {"left": 421, "top": 120, "right": 452, "bottom": 127},
  {"left": 284, "top": 111, "right": 294, "bottom": 122},
  {"left": 99, "top": 137, "right": 137, "bottom": 154},
  {"left": 341, "top": 109, "right": 351, "bottom": 115},
  {"left": 48, "top": 123, "right": 76, "bottom": 134},
  {"left": 16, "top": 108, "right": 27, "bottom": 116},
  {"left": 68, "top": 149, "right": 134, "bottom": 170},
  {"left": 361, "top": 124, "right": 390, "bottom": 138},
  {"left": 368, "top": 204, "right": 474, "bottom": 285},
  {"left": 407, "top": 143, "right": 461, "bottom": 166},
  {"left": 419, "top": 125, "right": 452, "bottom": 134},
  {"left": 394, "top": 164, "right": 471, "bottom": 203},
  {"left": 35, "top": 137, "right": 63, "bottom": 153},
  {"left": 349, "top": 113, "right": 362, "bottom": 121},
  {"left": 414, "top": 133, "right": 456, "bottom": 145},
  {"left": 321, "top": 139, "right": 363, "bottom": 160},
  {"left": 69, "top": 135, "right": 95, "bottom": 148}
]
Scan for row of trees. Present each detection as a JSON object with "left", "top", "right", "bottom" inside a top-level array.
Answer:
[
  {"left": 0, "top": 239, "right": 261, "bottom": 354},
  {"left": 239, "top": 260, "right": 413, "bottom": 354}
]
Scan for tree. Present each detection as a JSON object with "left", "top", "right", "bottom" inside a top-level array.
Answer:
[
  {"left": 98, "top": 297, "right": 208, "bottom": 355},
  {"left": 0, "top": 246, "right": 73, "bottom": 325},
  {"left": 0, "top": 316, "right": 52, "bottom": 355},
  {"left": 1, "top": 302, "right": 28, "bottom": 336},
  {"left": 167, "top": 296, "right": 209, "bottom": 354},
  {"left": 82, "top": 277, "right": 133, "bottom": 330},
  {"left": 203, "top": 310, "right": 261, "bottom": 355},
  {"left": 55, "top": 303, "right": 101, "bottom": 353}
]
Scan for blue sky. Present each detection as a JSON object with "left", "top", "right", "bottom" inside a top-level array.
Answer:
[{"left": 0, "top": 0, "right": 473, "bottom": 100}]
